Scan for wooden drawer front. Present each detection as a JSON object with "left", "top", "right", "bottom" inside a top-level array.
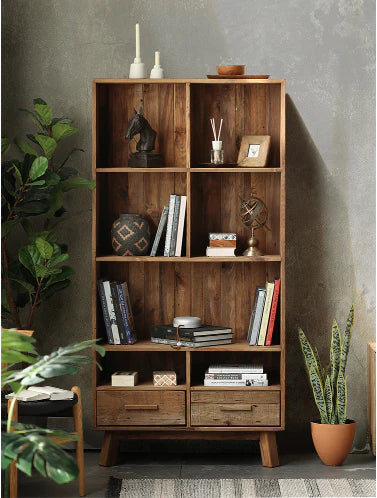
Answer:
[
  {"left": 97, "top": 391, "right": 186, "bottom": 426},
  {"left": 191, "top": 391, "right": 280, "bottom": 427}
]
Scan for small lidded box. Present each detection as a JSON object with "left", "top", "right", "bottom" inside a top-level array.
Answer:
[
  {"left": 111, "top": 371, "right": 138, "bottom": 386},
  {"left": 153, "top": 371, "right": 177, "bottom": 387}
]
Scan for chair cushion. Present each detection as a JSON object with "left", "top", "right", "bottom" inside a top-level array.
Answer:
[{"left": 2, "top": 390, "right": 78, "bottom": 417}]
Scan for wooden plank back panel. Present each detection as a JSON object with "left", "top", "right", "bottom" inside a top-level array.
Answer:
[
  {"left": 174, "top": 84, "right": 187, "bottom": 167},
  {"left": 267, "top": 85, "right": 281, "bottom": 168}
]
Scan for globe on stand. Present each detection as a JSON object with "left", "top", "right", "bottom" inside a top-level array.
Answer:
[{"left": 238, "top": 190, "right": 268, "bottom": 256}]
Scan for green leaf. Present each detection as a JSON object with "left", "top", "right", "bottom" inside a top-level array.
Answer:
[
  {"left": 336, "top": 371, "right": 347, "bottom": 423},
  {"left": 330, "top": 319, "right": 341, "bottom": 388},
  {"left": 49, "top": 253, "right": 69, "bottom": 266},
  {"left": 9, "top": 278, "right": 35, "bottom": 295},
  {"left": 2, "top": 137, "right": 10, "bottom": 154},
  {"left": 18, "top": 244, "right": 44, "bottom": 277},
  {"left": 33, "top": 98, "right": 47, "bottom": 106},
  {"left": 340, "top": 305, "right": 354, "bottom": 376},
  {"left": 309, "top": 365, "right": 328, "bottom": 423},
  {"left": 298, "top": 328, "right": 321, "bottom": 379},
  {"left": 29, "top": 156, "right": 48, "bottom": 181},
  {"left": 52, "top": 124, "right": 78, "bottom": 142},
  {"left": 324, "top": 375, "right": 333, "bottom": 422},
  {"left": 34, "top": 104, "right": 52, "bottom": 126},
  {"left": 14, "top": 200, "right": 49, "bottom": 215},
  {"left": 34, "top": 264, "right": 62, "bottom": 278},
  {"left": 45, "top": 265, "right": 74, "bottom": 286},
  {"left": 60, "top": 177, "right": 96, "bottom": 192},
  {"left": 14, "top": 138, "right": 38, "bottom": 157},
  {"left": 35, "top": 237, "right": 53, "bottom": 259},
  {"left": 52, "top": 117, "right": 73, "bottom": 126},
  {"left": 27, "top": 180, "right": 46, "bottom": 187},
  {"left": 34, "top": 135, "right": 56, "bottom": 160},
  {"left": 1, "top": 329, "right": 37, "bottom": 367},
  {"left": 18, "top": 108, "right": 44, "bottom": 132},
  {"left": 2, "top": 219, "right": 20, "bottom": 238},
  {"left": 46, "top": 189, "right": 63, "bottom": 218}
]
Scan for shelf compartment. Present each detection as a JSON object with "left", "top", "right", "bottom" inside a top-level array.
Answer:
[
  {"left": 102, "top": 340, "right": 282, "bottom": 352},
  {"left": 95, "top": 255, "right": 282, "bottom": 262},
  {"left": 95, "top": 82, "right": 187, "bottom": 169},
  {"left": 97, "top": 260, "right": 281, "bottom": 344},
  {"left": 191, "top": 167, "right": 281, "bottom": 173},
  {"left": 96, "top": 167, "right": 188, "bottom": 173},
  {"left": 190, "top": 171, "right": 281, "bottom": 257},
  {"left": 97, "top": 381, "right": 187, "bottom": 391},
  {"left": 96, "top": 171, "right": 187, "bottom": 256},
  {"left": 96, "top": 167, "right": 281, "bottom": 173},
  {"left": 190, "top": 384, "right": 281, "bottom": 391}
]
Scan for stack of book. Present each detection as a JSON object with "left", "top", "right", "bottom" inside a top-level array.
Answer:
[
  {"left": 204, "top": 364, "right": 268, "bottom": 386},
  {"left": 97, "top": 279, "right": 136, "bottom": 345},
  {"left": 150, "top": 194, "right": 187, "bottom": 257},
  {"left": 151, "top": 324, "right": 232, "bottom": 348},
  {"left": 247, "top": 279, "right": 280, "bottom": 346},
  {"left": 206, "top": 233, "right": 236, "bottom": 257}
]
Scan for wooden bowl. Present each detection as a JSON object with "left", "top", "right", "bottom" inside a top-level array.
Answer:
[{"left": 216, "top": 65, "right": 246, "bottom": 76}]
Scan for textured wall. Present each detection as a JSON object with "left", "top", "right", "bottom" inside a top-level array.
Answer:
[{"left": 2, "top": 0, "right": 375, "bottom": 452}]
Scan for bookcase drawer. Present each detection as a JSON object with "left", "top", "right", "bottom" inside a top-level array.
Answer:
[
  {"left": 191, "top": 390, "right": 280, "bottom": 427},
  {"left": 97, "top": 391, "right": 186, "bottom": 426}
]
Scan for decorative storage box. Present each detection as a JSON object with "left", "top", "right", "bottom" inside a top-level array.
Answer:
[
  {"left": 111, "top": 371, "right": 138, "bottom": 386},
  {"left": 153, "top": 371, "right": 177, "bottom": 387}
]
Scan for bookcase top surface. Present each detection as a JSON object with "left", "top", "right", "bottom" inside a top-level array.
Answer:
[{"left": 93, "top": 78, "right": 285, "bottom": 85}]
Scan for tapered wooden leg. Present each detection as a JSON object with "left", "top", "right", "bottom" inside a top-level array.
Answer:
[
  {"left": 259, "top": 431, "right": 280, "bottom": 467},
  {"left": 99, "top": 431, "right": 119, "bottom": 467},
  {"left": 72, "top": 387, "right": 85, "bottom": 496},
  {"left": 7, "top": 398, "right": 18, "bottom": 498}
]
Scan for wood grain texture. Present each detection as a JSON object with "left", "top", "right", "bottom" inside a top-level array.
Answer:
[
  {"left": 260, "top": 431, "right": 280, "bottom": 467},
  {"left": 72, "top": 386, "right": 85, "bottom": 497},
  {"left": 99, "top": 431, "right": 120, "bottom": 466},
  {"left": 8, "top": 398, "right": 18, "bottom": 498},
  {"left": 191, "top": 402, "right": 280, "bottom": 427},
  {"left": 97, "top": 391, "right": 186, "bottom": 426},
  {"left": 368, "top": 343, "right": 376, "bottom": 455}
]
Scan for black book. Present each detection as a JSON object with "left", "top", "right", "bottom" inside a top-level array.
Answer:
[
  {"left": 152, "top": 324, "right": 232, "bottom": 340},
  {"left": 97, "top": 279, "right": 114, "bottom": 344},
  {"left": 110, "top": 282, "right": 127, "bottom": 344}
]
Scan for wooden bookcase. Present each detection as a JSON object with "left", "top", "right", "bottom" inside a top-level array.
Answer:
[{"left": 92, "top": 78, "right": 285, "bottom": 467}]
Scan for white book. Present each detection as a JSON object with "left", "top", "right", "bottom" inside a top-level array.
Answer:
[
  {"left": 175, "top": 195, "right": 187, "bottom": 256},
  {"left": 29, "top": 386, "right": 68, "bottom": 395},
  {"left": 205, "top": 372, "right": 267, "bottom": 380},
  {"left": 103, "top": 281, "right": 121, "bottom": 344},
  {"left": 51, "top": 392, "right": 74, "bottom": 400},
  {"left": 258, "top": 282, "right": 275, "bottom": 345},
  {"left": 208, "top": 364, "right": 264, "bottom": 374},
  {"left": 206, "top": 246, "right": 235, "bottom": 257},
  {"left": 164, "top": 195, "right": 176, "bottom": 256},
  {"left": 5, "top": 390, "right": 50, "bottom": 402}
]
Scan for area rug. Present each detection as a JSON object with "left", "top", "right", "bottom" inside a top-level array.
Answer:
[{"left": 106, "top": 477, "right": 376, "bottom": 497}]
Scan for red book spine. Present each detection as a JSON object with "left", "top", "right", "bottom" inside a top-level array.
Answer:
[{"left": 265, "top": 279, "right": 280, "bottom": 346}]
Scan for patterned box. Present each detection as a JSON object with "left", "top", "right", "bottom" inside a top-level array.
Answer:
[
  {"left": 209, "top": 233, "right": 236, "bottom": 241},
  {"left": 153, "top": 371, "right": 177, "bottom": 386}
]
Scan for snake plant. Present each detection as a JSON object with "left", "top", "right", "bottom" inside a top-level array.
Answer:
[{"left": 298, "top": 305, "right": 354, "bottom": 424}]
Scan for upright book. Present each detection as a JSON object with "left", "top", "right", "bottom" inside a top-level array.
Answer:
[
  {"left": 169, "top": 195, "right": 181, "bottom": 256},
  {"left": 102, "top": 280, "right": 121, "bottom": 344},
  {"left": 164, "top": 195, "right": 176, "bottom": 256},
  {"left": 247, "top": 286, "right": 266, "bottom": 345},
  {"left": 110, "top": 282, "right": 127, "bottom": 344},
  {"left": 175, "top": 195, "right": 187, "bottom": 256},
  {"left": 150, "top": 206, "right": 168, "bottom": 256},
  {"left": 97, "top": 279, "right": 114, "bottom": 344},
  {"left": 257, "top": 281, "right": 275, "bottom": 345},
  {"left": 265, "top": 279, "right": 281, "bottom": 346}
]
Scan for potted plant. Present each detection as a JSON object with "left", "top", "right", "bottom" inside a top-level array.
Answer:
[
  {"left": 298, "top": 305, "right": 355, "bottom": 465},
  {"left": 1, "top": 328, "right": 105, "bottom": 497},
  {"left": 1, "top": 98, "right": 95, "bottom": 330}
]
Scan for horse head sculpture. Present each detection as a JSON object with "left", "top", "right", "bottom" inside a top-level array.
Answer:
[{"left": 125, "top": 106, "right": 157, "bottom": 152}]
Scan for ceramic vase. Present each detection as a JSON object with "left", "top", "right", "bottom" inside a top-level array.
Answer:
[
  {"left": 311, "top": 420, "right": 356, "bottom": 466},
  {"left": 111, "top": 214, "right": 150, "bottom": 256}
]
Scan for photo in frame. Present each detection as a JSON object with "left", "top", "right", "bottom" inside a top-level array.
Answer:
[{"left": 237, "top": 135, "right": 271, "bottom": 167}]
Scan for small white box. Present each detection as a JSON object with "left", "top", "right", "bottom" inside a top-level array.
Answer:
[{"left": 111, "top": 371, "right": 138, "bottom": 386}]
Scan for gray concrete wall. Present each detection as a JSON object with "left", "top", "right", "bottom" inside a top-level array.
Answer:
[{"left": 2, "top": 0, "right": 375, "bottom": 452}]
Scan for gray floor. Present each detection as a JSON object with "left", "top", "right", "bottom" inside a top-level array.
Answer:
[{"left": 18, "top": 452, "right": 376, "bottom": 498}]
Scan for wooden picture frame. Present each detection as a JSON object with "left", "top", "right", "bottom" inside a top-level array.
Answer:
[{"left": 237, "top": 135, "right": 271, "bottom": 167}]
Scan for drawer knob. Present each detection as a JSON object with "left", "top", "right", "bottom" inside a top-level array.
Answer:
[
  {"left": 124, "top": 404, "right": 159, "bottom": 410},
  {"left": 220, "top": 404, "right": 253, "bottom": 411}
]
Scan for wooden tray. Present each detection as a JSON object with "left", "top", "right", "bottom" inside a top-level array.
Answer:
[{"left": 207, "top": 75, "right": 270, "bottom": 79}]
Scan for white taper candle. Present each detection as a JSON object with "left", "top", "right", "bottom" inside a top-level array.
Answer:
[
  {"left": 155, "top": 51, "right": 160, "bottom": 66},
  {"left": 135, "top": 23, "right": 140, "bottom": 59}
]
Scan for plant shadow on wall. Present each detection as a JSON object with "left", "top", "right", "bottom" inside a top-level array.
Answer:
[
  {"left": 1, "top": 98, "right": 95, "bottom": 331},
  {"left": 283, "top": 95, "right": 354, "bottom": 451}
]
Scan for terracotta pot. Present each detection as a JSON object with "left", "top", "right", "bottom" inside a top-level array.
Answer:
[{"left": 311, "top": 420, "right": 356, "bottom": 466}]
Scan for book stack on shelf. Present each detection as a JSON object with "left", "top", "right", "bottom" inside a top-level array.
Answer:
[
  {"left": 97, "top": 279, "right": 137, "bottom": 345},
  {"left": 248, "top": 279, "right": 280, "bottom": 346},
  {"left": 204, "top": 364, "right": 268, "bottom": 387},
  {"left": 151, "top": 324, "right": 232, "bottom": 348},
  {"left": 150, "top": 194, "right": 187, "bottom": 257},
  {"left": 206, "top": 233, "right": 236, "bottom": 257}
]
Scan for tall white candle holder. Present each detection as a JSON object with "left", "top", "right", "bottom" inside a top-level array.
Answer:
[
  {"left": 150, "top": 51, "right": 164, "bottom": 79},
  {"left": 129, "top": 23, "right": 147, "bottom": 79}
]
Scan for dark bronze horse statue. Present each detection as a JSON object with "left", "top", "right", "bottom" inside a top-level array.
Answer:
[{"left": 125, "top": 106, "right": 157, "bottom": 152}]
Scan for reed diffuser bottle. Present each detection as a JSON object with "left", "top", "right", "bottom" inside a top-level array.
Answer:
[{"left": 210, "top": 118, "right": 224, "bottom": 164}]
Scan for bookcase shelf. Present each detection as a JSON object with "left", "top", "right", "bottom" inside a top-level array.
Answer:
[{"left": 92, "top": 78, "right": 285, "bottom": 467}]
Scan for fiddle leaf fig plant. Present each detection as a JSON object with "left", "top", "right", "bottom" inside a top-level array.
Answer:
[
  {"left": 298, "top": 305, "right": 354, "bottom": 424},
  {"left": 1, "top": 329, "right": 105, "bottom": 496},
  {"left": 1, "top": 98, "right": 95, "bottom": 330}
]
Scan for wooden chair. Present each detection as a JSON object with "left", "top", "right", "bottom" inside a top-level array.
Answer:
[{"left": 2, "top": 330, "right": 85, "bottom": 497}]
